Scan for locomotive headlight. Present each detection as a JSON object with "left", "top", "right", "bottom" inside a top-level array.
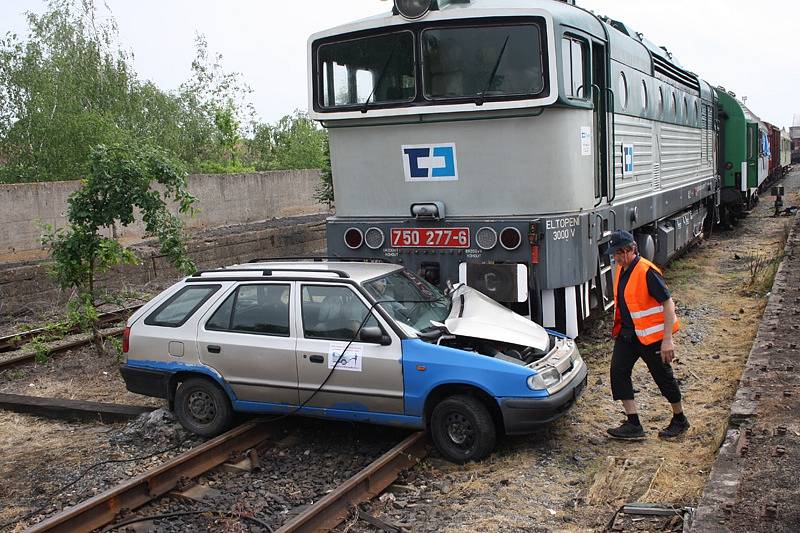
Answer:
[
  {"left": 365, "top": 227, "right": 385, "bottom": 249},
  {"left": 500, "top": 227, "right": 522, "bottom": 250},
  {"left": 394, "top": 0, "right": 432, "bottom": 19},
  {"left": 344, "top": 228, "right": 364, "bottom": 249},
  {"left": 476, "top": 227, "right": 498, "bottom": 250}
]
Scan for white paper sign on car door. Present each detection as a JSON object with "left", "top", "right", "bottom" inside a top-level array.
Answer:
[{"left": 327, "top": 343, "right": 363, "bottom": 372}]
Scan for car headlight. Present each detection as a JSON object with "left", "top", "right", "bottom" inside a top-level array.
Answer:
[{"left": 527, "top": 366, "right": 561, "bottom": 390}]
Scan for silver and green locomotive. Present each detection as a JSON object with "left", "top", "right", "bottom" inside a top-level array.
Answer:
[{"left": 309, "top": 0, "right": 718, "bottom": 337}]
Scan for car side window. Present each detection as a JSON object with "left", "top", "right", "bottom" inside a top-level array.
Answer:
[
  {"left": 301, "top": 285, "right": 379, "bottom": 341},
  {"left": 145, "top": 285, "right": 221, "bottom": 328},
  {"left": 206, "top": 284, "right": 290, "bottom": 336}
]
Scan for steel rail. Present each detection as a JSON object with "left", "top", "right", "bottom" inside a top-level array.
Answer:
[
  {"left": 0, "top": 305, "right": 141, "bottom": 353},
  {"left": 276, "top": 431, "right": 427, "bottom": 533},
  {"left": 0, "top": 328, "right": 124, "bottom": 371},
  {"left": 23, "top": 420, "right": 276, "bottom": 533}
]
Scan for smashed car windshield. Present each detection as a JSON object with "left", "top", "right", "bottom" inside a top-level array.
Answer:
[{"left": 363, "top": 270, "right": 450, "bottom": 332}]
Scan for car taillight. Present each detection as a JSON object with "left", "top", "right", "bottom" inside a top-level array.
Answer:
[
  {"left": 122, "top": 326, "right": 130, "bottom": 353},
  {"left": 344, "top": 228, "right": 364, "bottom": 249}
]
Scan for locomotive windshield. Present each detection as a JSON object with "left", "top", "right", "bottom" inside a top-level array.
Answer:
[
  {"left": 422, "top": 24, "right": 544, "bottom": 100},
  {"left": 318, "top": 32, "right": 416, "bottom": 108},
  {"left": 315, "top": 21, "right": 546, "bottom": 111}
]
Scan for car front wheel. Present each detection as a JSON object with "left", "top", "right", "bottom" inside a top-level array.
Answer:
[
  {"left": 430, "top": 395, "right": 496, "bottom": 464},
  {"left": 174, "top": 377, "right": 234, "bottom": 437}
]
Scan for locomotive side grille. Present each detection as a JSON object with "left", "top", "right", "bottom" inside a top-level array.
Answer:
[
  {"left": 652, "top": 55, "right": 700, "bottom": 94},
  {"left": 652, "top": 163, "right": 661, "bottom": 190}
]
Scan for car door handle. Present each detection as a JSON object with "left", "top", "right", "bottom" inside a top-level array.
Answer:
[
  {"left": 207, "top": 345, "right": 221, "bottom": 354},
  {"left": 309, "top": 355, "right": 324, "bottom": 364}
]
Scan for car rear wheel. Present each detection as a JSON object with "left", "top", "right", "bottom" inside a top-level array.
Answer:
[
  {"left": 430, "top": 395, "right": 496, "bottom": 464},
  {"left": 174, "top": 377, "right": 233, "bottom": 437}
]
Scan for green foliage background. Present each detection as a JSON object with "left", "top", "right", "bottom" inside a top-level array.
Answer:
[{"left": 0, "top": 0, "right": 332, "bottom": 202}]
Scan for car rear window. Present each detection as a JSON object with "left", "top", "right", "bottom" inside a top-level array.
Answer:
[
  {"left": 206, "top": 284, "right": 291, "bottom": 336},
  {"left": 145, "top": 285, "right": 221, "bottom": 327}
]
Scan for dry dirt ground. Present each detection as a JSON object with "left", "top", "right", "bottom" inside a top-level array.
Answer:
[{"left": 346, "top": 174, "right": 799, "bottom": 532}]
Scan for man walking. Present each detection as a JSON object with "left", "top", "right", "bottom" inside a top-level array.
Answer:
[{"left": 605, "top": 230, "right": 690, "bottom": 439}]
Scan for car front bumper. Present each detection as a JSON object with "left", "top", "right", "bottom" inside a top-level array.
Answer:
[{"left": 499, "top": 363, "right": 588, "bottom": 435}]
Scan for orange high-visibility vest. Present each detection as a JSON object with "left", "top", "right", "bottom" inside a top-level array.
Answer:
[{"left": 612, "top": 257, "right": 679, "bottom": 345}]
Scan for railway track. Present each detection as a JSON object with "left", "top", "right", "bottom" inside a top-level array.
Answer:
[
  {"left": 18, "top": 421, "right": 426, "bottom": 533},
  {"left": 0, "top": 305, "right": 141, "bottom": 354},
  {"left": 0, "top": 305, "right": 140, "bottom": 370}
]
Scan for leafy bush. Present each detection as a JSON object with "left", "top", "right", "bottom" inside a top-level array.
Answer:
[{"left": 42, "top": 141, "right": 197, "bottom": 354}]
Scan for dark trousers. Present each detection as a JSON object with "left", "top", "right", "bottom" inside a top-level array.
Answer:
[{"left": 610, "top": 331, "right": 682, "bottom": 404}]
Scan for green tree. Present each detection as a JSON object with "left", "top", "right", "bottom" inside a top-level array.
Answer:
[
  {"left": 0, "top": 0, "right": 136, "bottom": 182},
  {"left": 179, "top": 35, "right": 255, "bottom": 172},
  {"left": 0, "top": 2, "right": 257, "bottom": 182},
  {"left": 314, "top": 135, "right": 334, "bottom": 207},
  {"left": 248, "top": 111, "right": 328, "bottom": 171},
  {"left": 42, "top": 142, "right": 197, "bottom": 354}
]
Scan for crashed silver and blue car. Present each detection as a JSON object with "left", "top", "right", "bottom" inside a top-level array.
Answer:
[{"left": 121, "top": 261, "right": 587, "bottom": 463}]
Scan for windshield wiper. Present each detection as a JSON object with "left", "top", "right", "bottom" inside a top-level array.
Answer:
[
  {"left": 475, "top": 34, "right": 510, "bottom": 106},
  {"left": 361, "top": 46, "right": 397, "bottom": 113}
]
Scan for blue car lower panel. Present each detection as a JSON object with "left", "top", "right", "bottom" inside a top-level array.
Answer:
[
  {"left": 122, "top": 360, "right": 424, "bottom": 429},
  {"left": 233, "top": 400, "right": 424, "bottom": 429}
]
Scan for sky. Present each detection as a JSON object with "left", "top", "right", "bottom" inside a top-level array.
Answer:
[{"left": 1, "top": 0, "right": 797, "bottom": 128}]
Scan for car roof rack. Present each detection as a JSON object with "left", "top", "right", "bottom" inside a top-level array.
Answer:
[
  {"left": 247, "top": 256, "right": 390, "bottom": 264},
  {"left": 190, "top": 267, "right": 350, "bottom": 279}
]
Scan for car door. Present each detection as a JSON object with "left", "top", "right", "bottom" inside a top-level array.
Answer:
[
  {"left": 296, "top": 283, "right": 403, "bottom": 414},
  {"left": 197, "top": 282, "right": 299, "bottom": 405}
]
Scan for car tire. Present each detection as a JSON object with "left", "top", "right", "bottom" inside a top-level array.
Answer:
[
  {"left": 430, "top": 395, "right": 496, "bottom": 464},
  {"left": 174, "top": 377, "right": 233, "bottom": 437}
]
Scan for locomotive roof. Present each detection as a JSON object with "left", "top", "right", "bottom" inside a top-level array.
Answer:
[
  {"left": 310, "top": 0, "right": 714, "bottom": 104},
  {"left": 310, "top": 0, "right": 604, "bottom": 41}
]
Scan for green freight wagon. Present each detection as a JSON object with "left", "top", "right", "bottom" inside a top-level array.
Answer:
[{"left": 715, "top": 88, "right": 749, "bottom": 226}]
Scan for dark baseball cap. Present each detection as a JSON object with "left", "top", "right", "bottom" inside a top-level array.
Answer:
[{"left": 606, "top": 230, "right": 635, "bottom": 255}]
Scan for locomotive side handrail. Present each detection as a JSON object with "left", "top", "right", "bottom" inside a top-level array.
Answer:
[
  {"left": 606, "top": 86, "right": 617, "bottom": 203},
  {"left": 591, "top": 83, "right": 604, "bottom": 209}
]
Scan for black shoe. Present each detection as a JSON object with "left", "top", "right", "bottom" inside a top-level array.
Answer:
[
  {"left": 659, "top": 417, "right": 690, "bottom": 439},
  {"left": 607, "top": 421, "right": 646, "bottom": 440}
]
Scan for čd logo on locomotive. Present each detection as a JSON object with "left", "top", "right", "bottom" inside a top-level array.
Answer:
[{"left": 402, "top": 143, "right": 459, "bottom": 182}]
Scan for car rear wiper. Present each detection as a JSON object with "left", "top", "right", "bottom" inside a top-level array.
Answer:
[{"left": 475, "top": 34, "right": 510, "bottom": 107}]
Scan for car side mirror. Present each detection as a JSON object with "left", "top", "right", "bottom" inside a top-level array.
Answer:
[{"left": 359, "top": 326, "right": 391, "bottom": 345}]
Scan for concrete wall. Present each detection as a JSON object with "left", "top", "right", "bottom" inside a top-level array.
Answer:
[
  {"left": 0, "top": 214, "right": 327, "bottom": 318},
  {"left": 0, "top": 169, "right": 326, "bottom": 255}
]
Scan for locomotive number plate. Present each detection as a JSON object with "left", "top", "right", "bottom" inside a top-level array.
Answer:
[{"left": 390, "top": 228, "right": 470, "bottom": 248}]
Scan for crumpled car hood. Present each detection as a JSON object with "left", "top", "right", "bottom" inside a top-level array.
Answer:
[{"left": 441, "top": 285, "right": 550, "bottom": 351}]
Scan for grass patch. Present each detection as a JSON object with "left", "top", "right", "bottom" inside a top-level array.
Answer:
[
  {"left": 664, "top": 257, "right": 701, "bottom": 288},
  {"left": 744, "top": 221, "right": 791, "bottom": 295}
]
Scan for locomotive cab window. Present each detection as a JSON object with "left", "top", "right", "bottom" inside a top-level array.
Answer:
[
  {"left": 317, "top": 31, "right": 416, "bottom": 109},
  {"left": 617, "top": 71, "right": 628, "bottom": 110},
  {"left": 562, "top": 36, "right": 587, "bottom": 99},
  {"left": 641, "top": 80, "right": 648, "bottom": 112},
  {"left": 422, "top": 24, "right": 545, "bottom": 101}
]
